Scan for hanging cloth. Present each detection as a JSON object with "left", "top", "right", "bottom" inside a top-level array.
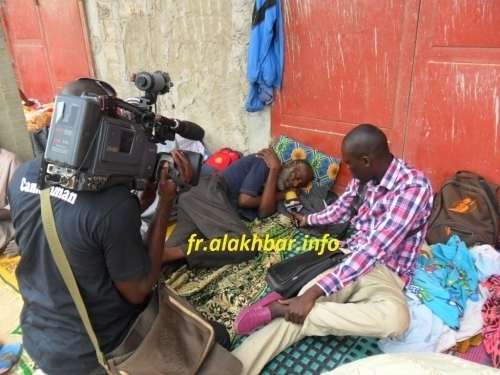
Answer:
[{"left": 245, "top": 0, "right": 284, "bottom": 112}]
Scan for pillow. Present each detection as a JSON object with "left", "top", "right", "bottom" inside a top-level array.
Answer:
[{"left": 273, "top": 135, "right": 341, "bottom": 189}]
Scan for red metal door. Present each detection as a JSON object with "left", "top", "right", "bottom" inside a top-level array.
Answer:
[
  {"left": 272, "top": 0, "right": 420, "bottom": 191},
  {"left": 0, "top": 0, "right": 93, "bottom": 103},
  {"left": 273, "top": 0, "right": 500, "bottom": 191},
  {"left": 404, "top": 0, "right": 500, "bottom": 190}
]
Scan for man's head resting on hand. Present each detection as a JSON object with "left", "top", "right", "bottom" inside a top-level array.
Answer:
[
  {"left": 277, "top": 159, "right": 314, "bottom": 191},
  {"left": 341, "top": 124, "right": 393, "bottom": 184}
]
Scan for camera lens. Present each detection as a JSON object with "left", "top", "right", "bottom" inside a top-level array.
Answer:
[
  {"left": 134, "top": 71, "right": 172, "bottom": 94},
  {"left": 135, "top": 75, "right": 149, "bottom": 89},
  {"left": 134, "top": 72, "right": 153, "bottom": 91}
]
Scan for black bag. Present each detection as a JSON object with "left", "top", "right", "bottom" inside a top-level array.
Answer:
[
  {"left": 266, "top": 250, "right": 349, "bottom": 299},
  {"left": 426, "top": 171, "right": 500, "bottom": 247},
  {"left": 266, "top": 184, "right": 367, "bottom": 299}
]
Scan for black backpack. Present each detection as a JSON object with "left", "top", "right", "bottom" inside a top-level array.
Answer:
[{"left": 426, "top": 171, "right": 500, "bottom": 248}]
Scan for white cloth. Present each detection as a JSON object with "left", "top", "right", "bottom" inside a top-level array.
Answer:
[
  {"left": 175, "top": 134, "right": 209, "bottom": 162},
  {"left": 321, "top": 353, "right": 498, "bottom": 375},
  {"left": 469, "top": 244, "right": 500, "bottom": 282},
  {"left": 378, "top": 298, "right": 444, "bottom": 353},
  {"left": 379, "top": 243, "right": 494, "bottom": 354},
  {"left": 0, "top": 148, "right": 22, "bottom": 209}
]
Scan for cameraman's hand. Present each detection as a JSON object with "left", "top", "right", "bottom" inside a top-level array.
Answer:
[
  {"left": 171, "top": 150, "right": 193, "bottom": 184},
  {"left": 157, "top": 162, "right": 178, "bottom": 202}
]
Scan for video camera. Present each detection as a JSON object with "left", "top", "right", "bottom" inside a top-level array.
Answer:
[{"left": 37, "top": 71, "right": 204, "bottom": 193}]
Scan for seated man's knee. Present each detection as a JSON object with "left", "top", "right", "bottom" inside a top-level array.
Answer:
[{"left": 382, "top": 302, "right": 410, "bottom": 338}]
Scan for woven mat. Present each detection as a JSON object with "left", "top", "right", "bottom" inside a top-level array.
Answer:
[{"left": 259, "top": 335, "right": 381, "bottom": 375}]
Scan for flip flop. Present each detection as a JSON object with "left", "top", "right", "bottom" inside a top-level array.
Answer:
[{"left": 0, "top": 343, "right": 23, "bottom": 375}]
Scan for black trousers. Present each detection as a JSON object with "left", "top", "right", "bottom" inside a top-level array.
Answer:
[{"left": 165, "top": 175, "right": 258, "bottom": 268}]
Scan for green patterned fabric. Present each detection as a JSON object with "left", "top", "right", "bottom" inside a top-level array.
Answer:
[
  {"left": 273, "top": 135, "right": 341, "bottom": 189},
  {"left": 167, "top": 213, "right": 297, "bottom": 340}
]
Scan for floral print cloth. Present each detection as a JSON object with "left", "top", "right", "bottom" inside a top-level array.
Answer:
[{"left": 482, "top": 275, "right": 500, "bottom": 368}]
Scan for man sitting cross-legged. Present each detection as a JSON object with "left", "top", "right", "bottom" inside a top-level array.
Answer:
[
  {"left": 162, "top": 147, "right": 314, "bottom": 269},
  {"left": 231, "top": 124, "right": 434, "bottom": 375}
]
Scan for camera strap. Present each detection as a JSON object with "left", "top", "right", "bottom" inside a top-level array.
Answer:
[{"left": 40, "top": 189, "right": 112, "bottom": 374}]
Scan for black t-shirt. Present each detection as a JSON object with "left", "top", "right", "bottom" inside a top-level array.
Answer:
[
  {"left": 8, "top": 158, "right": 151, "bottom": 375},
  {"left": 219, "top": 153, "right": 270, "bottom": 221}
]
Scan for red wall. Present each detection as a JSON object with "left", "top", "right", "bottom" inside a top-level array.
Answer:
[
  {"left": 0, "top": 0, "right": 94, "bottom": 103},
  {"left": 272, "top": 0, "right": 500, "bottom": 193}
]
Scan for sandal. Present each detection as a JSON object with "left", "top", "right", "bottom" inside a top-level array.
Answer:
[{"left": 0, "top": 343, "right": 23, "bottom": 375}]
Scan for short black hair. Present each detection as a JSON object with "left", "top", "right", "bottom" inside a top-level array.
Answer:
[{"left": 342, "top": 124, "right": 390, "bottom": 158}]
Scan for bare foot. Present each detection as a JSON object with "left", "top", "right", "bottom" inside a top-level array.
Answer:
[{"left": 3, "top": 240, "right": 19, "bottom": 257}]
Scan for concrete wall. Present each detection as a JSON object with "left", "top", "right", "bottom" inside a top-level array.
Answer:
[
  {"left": 0, "top": 26, "right": 33, "bottom": 161},
  {"left": 83, "top": 0, "right": 271, "bottom": 154}
]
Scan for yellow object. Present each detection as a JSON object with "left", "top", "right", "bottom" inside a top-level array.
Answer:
[
  {"left": 285, "top": 191, "right": 298, "bottom": 200},
  {"left": 166, "top": 222, "right": 177, "bottom": 239},
  {"left": 450, "top": 333, "right": 483, "bottom": 353},
  {"left": 0, "top": 254, "right": 20, "bottom": 294}
]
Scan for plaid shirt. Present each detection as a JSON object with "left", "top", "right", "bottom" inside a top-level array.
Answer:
[{"left": 307, "top": 156, "right": 433, "bottom": 296}]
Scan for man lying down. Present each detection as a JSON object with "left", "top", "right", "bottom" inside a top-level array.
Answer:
[{"left": 161, "top": 146, "right": 314, "bottom": 269}]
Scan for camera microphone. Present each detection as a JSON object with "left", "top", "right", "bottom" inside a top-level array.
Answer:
[
  {"left": 171, "top": 120, "right": 205, "bottom": 141},
  {"left": 284, "top": 191, "right": 303, "bottom": 227}
]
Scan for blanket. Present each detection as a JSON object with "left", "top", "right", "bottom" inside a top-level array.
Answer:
[{"left": 167, "top": 213, "right": 296, "bottom": 341}]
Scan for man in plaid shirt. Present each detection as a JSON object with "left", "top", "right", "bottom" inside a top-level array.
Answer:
[{"left": 233, "top": 124, "right": 433, "bottom": 375}]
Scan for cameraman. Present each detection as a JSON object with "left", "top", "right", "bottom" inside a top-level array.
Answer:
[{"left": 8, "top": 79, "right": 229, "bottom": 375}]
